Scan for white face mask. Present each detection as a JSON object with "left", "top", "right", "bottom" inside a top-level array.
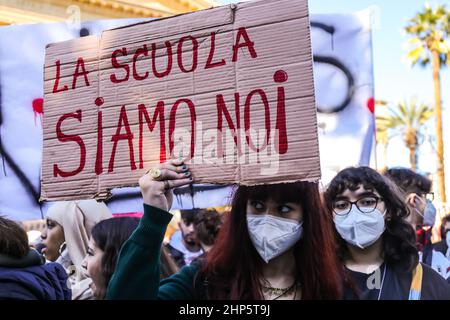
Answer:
[
  {"left": 246, "top": 214, "right": 303, "bottom": 263},
  {"left": 423, "top": 201, "right": 437, "bottom": 227},
  {"left": 334, "top": 206, "right": 386, "bottom": 249}
]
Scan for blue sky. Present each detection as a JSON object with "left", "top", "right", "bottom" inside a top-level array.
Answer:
[{"left": 219, "top": 0, "right": 450, "bottom": 191}]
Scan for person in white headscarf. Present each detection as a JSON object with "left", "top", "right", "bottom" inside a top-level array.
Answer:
[{"left": 41, "top": 200, "right": 112, "bottom": 299}]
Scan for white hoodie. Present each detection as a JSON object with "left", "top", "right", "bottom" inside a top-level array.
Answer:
[{"left": 169, "top": 230, "right": 203, "bottom": 265}]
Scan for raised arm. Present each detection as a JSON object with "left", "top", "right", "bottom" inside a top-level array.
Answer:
[{"left": 106, "top": 159, "right": 192, "bottom": 300}]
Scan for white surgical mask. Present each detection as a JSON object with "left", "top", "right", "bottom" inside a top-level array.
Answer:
[
  {"left": 334, "top": 206, "right": 386, "bottom": 249},
  {"left": 423, "top": 200, "right": 437, "bottom": 227},
  {"left": 411, "top": 196, "right": 435, "bottom": 227},
  {"left": 246, "top": 214, "right": 303, "bottom": 263}
]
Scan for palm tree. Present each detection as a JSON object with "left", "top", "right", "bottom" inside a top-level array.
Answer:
[
  {"left": 376, "top": 98, "right": 433, "bottom": 171},
  {"left": 404, "top": 3, "right": 450, "bottom": 202}
]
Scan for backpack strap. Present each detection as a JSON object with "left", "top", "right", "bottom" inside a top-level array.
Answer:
[{"left": 408, "top": 263, "right": 423, "bottom": 300}]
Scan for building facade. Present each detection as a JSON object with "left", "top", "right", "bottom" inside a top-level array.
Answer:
[{"left": 0, "top": 0, "right": 219, "bottom": 25}]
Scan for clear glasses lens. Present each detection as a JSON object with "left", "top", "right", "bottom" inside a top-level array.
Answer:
[
  {"left": 333, "top": 200, "right": 351, "bottom": 215},
  {"left": 333, "top": 197, "right": 378, "bottom": 215},
  {"left": 356, "top": 197, "right": 378, "bottom": 213}
]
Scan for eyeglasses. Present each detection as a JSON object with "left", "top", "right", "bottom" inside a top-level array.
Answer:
[
  {"left": 332, "top": 196, "right": 383, "bottom": 216},
  {"left": 424, "top": 192, "right": 434, "bottom": 202}
]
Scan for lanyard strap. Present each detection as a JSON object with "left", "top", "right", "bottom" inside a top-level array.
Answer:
[{"left": 408, "top": 263, "right": 423, "bottom": 300}]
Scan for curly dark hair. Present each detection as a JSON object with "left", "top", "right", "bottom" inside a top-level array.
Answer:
[
  {"left": 91, "top": 217, "right": 140, "bottom": 299},
  {"left": 383, "top": 167, "right": 431, "bottom": 195},
  {"left": 0, "top": 216, "right": 29, "bottom": 259},
  {"left": 194, "top": 209, "right": 223, "bottom": 246},
  {"left": 323, "top": 167, "right": 419, "bottom": 273}
]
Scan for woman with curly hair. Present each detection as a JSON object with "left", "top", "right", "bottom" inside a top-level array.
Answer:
[{"left": 323, "top": 166, "right": 450, "bottom": 300}]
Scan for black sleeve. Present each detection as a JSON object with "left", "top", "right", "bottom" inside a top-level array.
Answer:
[
  {"left": 0, "top": 249, "right": 44, "bottom": 268},
  {"left": 166, "top": 244, "right": 186, "bottom": 268},
  {"left": 421, "top": 263, "right": 450, "bottom": 300},
  {"left": 433, "top": 241, "right": 448, "bottom": 256}
]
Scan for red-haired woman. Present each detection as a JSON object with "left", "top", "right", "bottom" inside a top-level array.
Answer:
[{"left": 106, "top": 159, "right": 344, "bottom": 300}]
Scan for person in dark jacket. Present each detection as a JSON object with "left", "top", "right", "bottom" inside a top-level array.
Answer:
[
  {"left": 324, "top": 167, "right": 450, "bottom": 300},
  {"left": 0, "top": 216, "right": 71, "bottom": 300},
  {"left": 384, "top": 168, "right": 450, "bottom": 281}
]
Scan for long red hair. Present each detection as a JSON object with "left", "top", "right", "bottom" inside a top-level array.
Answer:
[{"left": 201, "top": 182, "right": 344, "bottom": 299}]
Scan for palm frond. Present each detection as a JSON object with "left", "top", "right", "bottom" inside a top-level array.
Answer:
[
  {"left": 404, "top": 3, "right": 450, "bottom": 68},
  {"left": 375, "top": 98, "right": 432, "bottom": 151},
  {"left": 406, "top": 45, "right": 426, "bottom": 64}
]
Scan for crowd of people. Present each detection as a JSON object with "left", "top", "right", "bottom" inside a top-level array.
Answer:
[{"left": 1, "top": 161, "right": 450, "bottom": 300}]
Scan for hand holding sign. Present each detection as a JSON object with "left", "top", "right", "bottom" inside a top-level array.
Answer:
[{"left": 139, "top": 158, "right": 192, "bottom": 211}]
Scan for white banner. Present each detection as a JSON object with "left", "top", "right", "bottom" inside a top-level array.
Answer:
[{"left": 312, "top": 11, "right": 376, "bottom": 185}]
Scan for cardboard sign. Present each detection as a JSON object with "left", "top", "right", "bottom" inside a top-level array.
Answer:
[{"left": 41, "top": 0, "right": 320, "bottom": 201}]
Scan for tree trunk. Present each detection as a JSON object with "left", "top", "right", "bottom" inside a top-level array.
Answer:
[
  {"left": 409, "top": 145, "right": 417, "bottom": 172},
  {"left": 431, "top": 50, "right": 446, "bottom": 202}
]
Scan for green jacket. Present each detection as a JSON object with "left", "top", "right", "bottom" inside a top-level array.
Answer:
[{"left": 106, "top": 204, "right": 202, "bottom": 300}]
